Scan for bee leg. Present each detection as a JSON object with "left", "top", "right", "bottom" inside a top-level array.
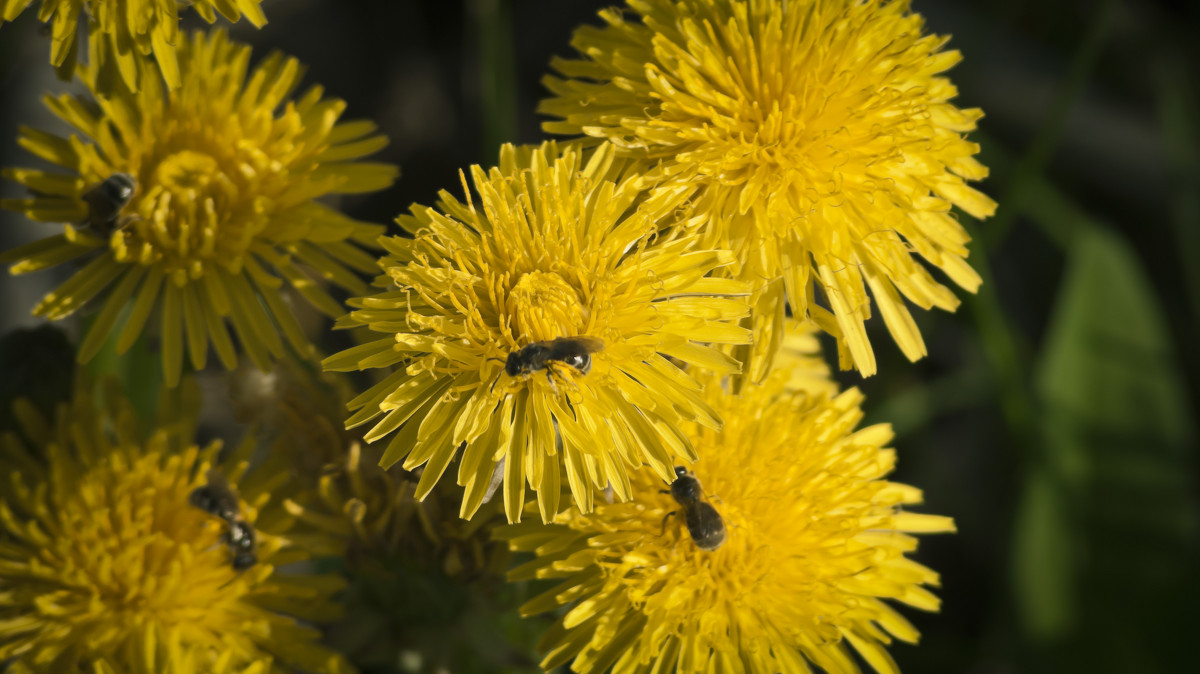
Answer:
[
  {"left": 659, "top": 511, "right": 676, "bottom": 537},
  {"left": 546, "top": 369, "right": 559, "bottom": 395}
]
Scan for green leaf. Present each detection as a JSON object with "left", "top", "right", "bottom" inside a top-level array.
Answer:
[{"left": 1014, "top": 227, "right": 1198, "bottom": 669}]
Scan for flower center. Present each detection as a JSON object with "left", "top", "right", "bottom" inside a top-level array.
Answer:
[
  {"left": 154, "top": 150, "right": 219, "bottom": 192},
  {"left": 118, "top": 148, "right": 270, "bottom": 279},
  {"left": 15, "top": 446, "right": 260, "bottom": 658},
  {"left": 506, "top": 271, "right": 586, "bottom": 342}
]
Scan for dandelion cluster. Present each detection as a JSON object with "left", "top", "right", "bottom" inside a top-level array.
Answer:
[{"left": 0, "top": 0, "right": 990, "bottom": 671}]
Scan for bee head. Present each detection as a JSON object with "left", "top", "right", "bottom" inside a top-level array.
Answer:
[
  {"left": 105, "top": 173, "right": 137, "bottom": 205},
  {"left": 504, "top": 351, "right": 522, "bottom": 376}
]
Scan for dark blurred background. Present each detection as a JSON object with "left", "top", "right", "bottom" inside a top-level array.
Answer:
[{"left": 1, "top": 1, "right": 1198, "bottom": 672}]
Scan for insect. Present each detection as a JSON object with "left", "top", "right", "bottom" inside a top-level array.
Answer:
[
  {"left": 492, "top": 336, "right": 604, "bottom": 390},
  {"left": 81, "top": 172, "right": 136, "bottom": 234},
  {"left": 661, "top": 466, "right": 726, "bottom": 551},
  {"left": 189, "top": 469, "right": 258, "bottom": 571}
]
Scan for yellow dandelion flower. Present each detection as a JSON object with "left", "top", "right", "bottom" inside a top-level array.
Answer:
[
  {"left": 731, "top": 317, "right": 839, "bottom": 399},
  {"left": 324, "top": 140, "right": 751, "bottom": 524},
  {"left": 499, "top": 371, "right": 955, "bottom": 673},
  {"left": 777, "top": 319, "right": 841, "bottom": 398},
  {"left": 1, "top": 29, "right": 398, "bottom": 387},
  {"left": 542, "top": 0, "right": 997, "bottom": 376},
  {"left": 0, "top": 0, "right": 266, "bottom": 90},
  {"left": 0, "top": 380, "right": 352, "bottom": 673}
]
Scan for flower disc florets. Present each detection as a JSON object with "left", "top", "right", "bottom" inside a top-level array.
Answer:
[
  {"left": 542, "top": 0, "right": 997, "bottom": 376},
  {"left": 1, "top": 29, "right": 397, "bottom": 386},
  {"left": 500, "top": 372, "right": 954, "bottom": 673},
  {"left": 325, "top": 141, "right": 751, "bottom": 523},
  {"left": 0, "top": 384, "right": 350, "bottom": 673}
]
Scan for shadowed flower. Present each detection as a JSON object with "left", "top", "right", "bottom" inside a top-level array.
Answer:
[
  {"left": 0, "top": 0, "right": 266, "bottom": 91},
  {"left": 542, "top": 0, "right": 996, "bottom": 377},
  {"left": 230, "top": 361, "right": 535, "bottom": 672},
  {"left": 324, "top": 141, "right": 750, "bottom": 524},
  {"left": 499, "top": 370, "right": 954, "bottom": 673},
  {"left": 0, "top": 378, "right": 351, "bottom": 673},
  {"left": 1, "top": 29, "right": 397, "bottom": 387},
  {"left": 228, "top": 357, "right": 511, "bottom": 577}
]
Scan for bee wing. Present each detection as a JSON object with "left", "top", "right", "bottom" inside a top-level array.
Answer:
[
  {"left": 204, "top": 468, "right": 234, "bottom": 493},
  {"left": 481, "top": 457, "right": 505, "bottom": 504},
  {"left": 601, "top": 482, "right": 615, "bottom": 504},
  {"left": 199, "top": 468, "right": 244, "bottom": 519},
  {"left": 572, "top": 336, "right": 605, "bottom": 352}
]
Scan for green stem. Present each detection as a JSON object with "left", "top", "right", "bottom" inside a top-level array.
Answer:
[
  {"left": 965, "top": 0, "right": 1117, "bottom": 446},
  {"left": 1154, "top": 54, "right": 1200, "bottom": 340},
  {"left": 982, "top": 0, "right": 1118, "bottom": 249},
  {"left": 473, "top": 0, "right": 518, "bottom": 155}
]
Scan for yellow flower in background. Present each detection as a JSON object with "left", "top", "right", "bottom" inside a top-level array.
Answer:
[
  {"left": 776, "top": 319, "right": 841, "bottom": 399},
  {"left": 1, "top": 29, "right": 398, "bottom": 387},
  {"left": 499, "top": 371, "right": 954, "bottom": 673},
  {"left": 325, "top": 141, "right": 750, "bottom": 524},
  {"left": 0, "top": 0, "right": 266, "bottom": 90},
  {"left": 542, "top": 0, "right": 996, "bottom": 377},
  {"left": 0, "top": 380, "right": 351, "bottom": 673}
]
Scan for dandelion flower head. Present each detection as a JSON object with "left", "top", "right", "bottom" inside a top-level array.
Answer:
[
  {"left": 0, "top": 0, "right": 266, "bottom": 91},
  {"left": 500, "top": 370, "right": 955, "bottom": 673},
  {"left": 1, "top": 29, "right": 398, "bottom": 386},
  {"left": 0, "top": 380, "right": 351, "bottom": 673},
  {"left": 324, "top": 141, "right": 751, "bottom": 524},
  {"left": 542, "top": 0, "right": 997, "bottom": 376}
]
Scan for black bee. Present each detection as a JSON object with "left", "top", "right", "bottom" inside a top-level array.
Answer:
[
  {"left": 81, "top": 172, "right": 136, "bottom": 234},
  {"left": 662, "top": 466, "right": 726, "bottom": 551},
  {"left": 189, "top": 469, "right": 258, "bottom": 570},
  {"left": 493, "top": 336, "right": 604, "bottom": 389}
]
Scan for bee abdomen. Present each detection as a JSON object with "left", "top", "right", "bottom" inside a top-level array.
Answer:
[{"left": 685, "top": 501, "right": 727, "bottom": 551}]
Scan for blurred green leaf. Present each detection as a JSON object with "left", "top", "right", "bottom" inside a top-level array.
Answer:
[
  {"left": 84, "top": 308, "right": 162, "bottom": 425},
  {"left": 1014, "top": 226, "right": 1198, "bottom": 670},
  {"left": 1012, "top": 465, "right": 1076, "bottom": 638}
]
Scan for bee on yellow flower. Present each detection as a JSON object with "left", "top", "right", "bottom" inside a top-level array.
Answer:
[
  {"left": 1, "top": 29, "right": 398, "bottom": 387},
  {"left": 325, "top": 141, "right": 751, "bottom": 524},
  {"left": 0, "top": 377, "right": 351, "bottom": 673},
  {"left": 500, "top": 367, "right": 954, "bottom": 673}
]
